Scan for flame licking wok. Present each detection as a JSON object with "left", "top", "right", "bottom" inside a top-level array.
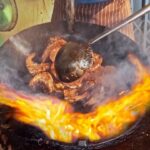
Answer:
[{"left": 0, "top": 53, "right": 150, "bottom": 143}]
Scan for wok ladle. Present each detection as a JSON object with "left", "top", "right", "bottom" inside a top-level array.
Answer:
[
  {"left": 55, "top": 4, "right": 150, "bottom": 82},
  {"left": 64, "top": 4, "right": 150, "bottom": 50}
]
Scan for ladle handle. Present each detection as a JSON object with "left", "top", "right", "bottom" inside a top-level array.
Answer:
[
  {"left": 89, "top": 4, "right": 150, "bottom": 45},
  {"left": 66, "top": 0, "right": 75, "bottom": 33}
]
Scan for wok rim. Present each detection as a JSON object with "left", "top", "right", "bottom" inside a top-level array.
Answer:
[
  {"left": 0, "top": 21, "right": 144, "bottom": 149},
  {"left": 5, "top": 115, "right": 143, "bottom": 150}
]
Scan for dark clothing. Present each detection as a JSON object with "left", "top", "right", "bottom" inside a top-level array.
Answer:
[
  {"left": 76, "top": 0, "right": 109, "bottom": 4},
  {"left": 51, "top": 0, "right": 134, "bottom": 39}
]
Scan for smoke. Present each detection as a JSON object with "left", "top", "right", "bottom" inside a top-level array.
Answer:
[
  {"left": 81, "top": 20, "right": 150, "bottom": 111},
  {"left": 0, "top": 21, "right": 149, "bottom": 113},
  {"left": 81, "top": 60, "right": 137, "bottom": 110},
  {"left": 0, "top": 36, "right": 32, "bottom": 91},
  {"left": 10, "top": 36, "right": 32, "bottom": 56}
]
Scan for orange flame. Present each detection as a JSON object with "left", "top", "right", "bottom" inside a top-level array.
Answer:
[{"left": 0, "top": 54, "right": 150, "bottom": 143}]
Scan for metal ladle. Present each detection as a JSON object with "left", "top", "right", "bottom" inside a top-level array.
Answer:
[{"left": 55, "top": 4, "right": 150, "bottom": 82}]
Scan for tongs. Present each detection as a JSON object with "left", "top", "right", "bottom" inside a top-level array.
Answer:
[{"left": 65, "top": 3, "right": 150, "bottom": 49}]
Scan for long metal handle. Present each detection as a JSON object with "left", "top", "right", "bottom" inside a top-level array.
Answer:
[
  {"left": 89, "top": 4, "right": 150, "bottom": 45},
  {"left": 66, "top": 0, "right": 75, "bottom": 32}
]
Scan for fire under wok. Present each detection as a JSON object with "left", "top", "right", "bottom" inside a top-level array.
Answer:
[{"left": 0, "top": 21, "right": 150, "bottom": 150}]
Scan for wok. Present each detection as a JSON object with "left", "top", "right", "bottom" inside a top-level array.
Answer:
[{"left": 0, "top": 21, "right": 149, "bottom": 150}]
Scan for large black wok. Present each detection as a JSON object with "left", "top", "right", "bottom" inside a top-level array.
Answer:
[{"left": 0, "top": 21, "right": 149, "bottom": 150}]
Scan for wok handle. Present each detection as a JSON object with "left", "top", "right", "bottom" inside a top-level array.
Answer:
[{"left": 89, "top": 4, "right": 150, "bottom": 45}]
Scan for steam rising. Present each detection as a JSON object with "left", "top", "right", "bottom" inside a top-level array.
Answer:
[
  {"left": 10, "top": 36, "right": 32, "bottom": 56},
  {"left": 0, "top": 21, "right": 149, "bottom": 111},
  {"left": 0, "top": 21, "right": 149, "bottom": 144}
]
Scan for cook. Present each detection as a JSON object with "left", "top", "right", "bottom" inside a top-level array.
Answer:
[{"left": 52, "top": 0, "right": 134, "bottom": 39}]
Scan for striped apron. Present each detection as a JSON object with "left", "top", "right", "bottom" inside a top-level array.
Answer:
[{"left": 51, "top": 0, "right": 134, "bottom": 39}]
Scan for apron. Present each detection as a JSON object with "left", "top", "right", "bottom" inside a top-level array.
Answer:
[{"left": 51, "top": 0, "right": 134, "bottom": 39}]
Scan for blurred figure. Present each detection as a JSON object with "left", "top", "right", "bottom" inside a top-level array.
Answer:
[{"left": 52, "top": 0, "right": 134, "bottom": 39}]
